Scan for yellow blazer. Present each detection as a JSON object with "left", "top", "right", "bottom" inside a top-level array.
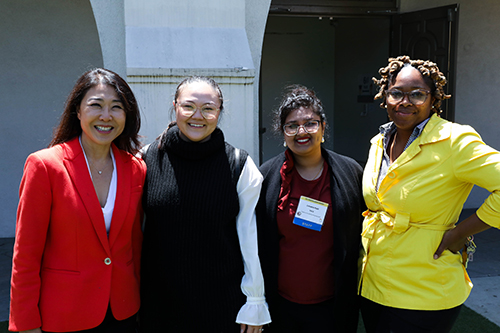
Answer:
[{"left": 360, "top": 114, "right": 500, "bottom": 310}]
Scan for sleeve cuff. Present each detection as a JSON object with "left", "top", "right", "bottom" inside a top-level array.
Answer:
[
  {"left": 235, "top": 297, "right": 272, "bottom": 326},
  {"left": 477, "top": 198, "right": 500, "bottom": 229}
]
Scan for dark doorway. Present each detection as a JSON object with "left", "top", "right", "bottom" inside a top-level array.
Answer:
[
  {"left": 260, "top": 14, "right": 391, "bottom": 165},
  {"left": 260, "top": 3, "right": 459, "bottom": 165}
]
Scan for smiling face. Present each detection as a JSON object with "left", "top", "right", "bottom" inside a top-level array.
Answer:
[
  {"left": 283, "top": 107, "right": 325, "bottom": 158},
  {"left": 174, "top": 81, "right": 221, "bottom": 143},
  {"left": 78, "top": 84, "right": 126, "bottom": 151},
  {"left": 386, "top": 66, "right": 435, "bottom": 135}
]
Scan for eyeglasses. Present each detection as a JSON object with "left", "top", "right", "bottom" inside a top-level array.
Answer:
[
  {"left": 176, "top": 102, "right": 220, "bottom": 120},
  {"left": 283, "top": 120, "right": 321, "bottom": 136},
  {"left": 385, "top": 89, "right": 431, "bottom": 106}
]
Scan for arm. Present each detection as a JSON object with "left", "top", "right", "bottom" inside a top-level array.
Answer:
[
  {"left": 434, "top": 127, "right": 500, "bottom": 258},
  {"left": 434, "top": 213, "right": 490, "bottom": 258},
  {"left": 10, "top": 154, "right": 52, "bottom": 331},
  {"left": 235, "top": 157, "right": 272, "bottom": 328}
]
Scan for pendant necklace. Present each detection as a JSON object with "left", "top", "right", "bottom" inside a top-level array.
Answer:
[{"left": 90, "top": 158, "right": 110, "bottom": 175}]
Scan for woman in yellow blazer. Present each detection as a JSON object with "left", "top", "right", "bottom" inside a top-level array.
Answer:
[{"left": 359, "top": 56, "right": 500, "bottom": 333}]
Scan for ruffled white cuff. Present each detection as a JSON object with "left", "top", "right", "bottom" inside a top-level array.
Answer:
[{"left": 236, "top": 296, "right": 272, "bottom": 326}]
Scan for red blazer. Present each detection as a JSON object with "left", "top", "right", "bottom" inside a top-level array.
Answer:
[{"left": 9, "top": 138, "right": 146, "bottom": 332}]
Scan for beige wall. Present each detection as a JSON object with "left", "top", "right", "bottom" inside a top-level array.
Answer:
[
  {"left": 124, "top": 0, "right": 271, "bottom": 159},
  {"left": 401, "top": 0, "right": 500, "bottom": 207},
  {"left": 125, "top": 0, "right": 246, "bottom": 28}
]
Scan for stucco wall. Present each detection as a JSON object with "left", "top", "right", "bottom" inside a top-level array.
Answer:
[
  {"left": 245, "top": 0, "right": 272, "bottom": 162},
  {"left": 0, "top": 1, "right": 103, "bottom": 237},
  {"left": 124, "top": 0, "right": 270, "bottom": 159},
  {"left": 400, "top": 0, "right": 500, "bottom": 207},
  {"left": 90, "top": 0, "right": 127, "bottom": 77}
]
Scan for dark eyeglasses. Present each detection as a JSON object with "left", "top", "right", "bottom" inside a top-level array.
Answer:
[
  {"left": 283, "top": 120, "right": 321, "bottom": 136},
  {"left": 385, "top": 89, "right": 431, "bottom": 106}
]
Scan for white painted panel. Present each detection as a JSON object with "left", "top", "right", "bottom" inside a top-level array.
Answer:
[{"left": 126, "top": 26, "right": 255, "bottom": 70}]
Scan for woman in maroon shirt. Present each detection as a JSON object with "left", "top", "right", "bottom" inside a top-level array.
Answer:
[{"left": 256, "top": 85, "right": 364, "bottom": 332}]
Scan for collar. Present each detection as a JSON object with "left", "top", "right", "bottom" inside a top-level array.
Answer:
[
  {"left": 379, "top": 117, "right": 431, "bottom": 150},
  {"left": 378, "top": 117, "right": 430, "bottom": 137},
  {"left": 161, "top": 125, "right": 225, "bottom": 160}
]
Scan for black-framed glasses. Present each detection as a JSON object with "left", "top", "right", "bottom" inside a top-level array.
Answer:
[
  {"left": 385, "top": 89, "right": 431, "bottom": 106},
  {"left": 176, "top": 102, "right": 220, "bottom": 120},
  {"left": 283, "top": 120, "right": 321, "bottom": 136}
]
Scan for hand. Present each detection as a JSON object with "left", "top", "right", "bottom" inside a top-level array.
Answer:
[
  {"left": 240, "top": 323, "right": 264, "bottom": 333},
  {"left": 433, "top": 228, "right": 465, "bottom": 259},
  {"left": 434, "top": 212, "right": 491, "bottom": 259},
  {"left": 21, "top": 329, "right": 42, "bottom": 333}
]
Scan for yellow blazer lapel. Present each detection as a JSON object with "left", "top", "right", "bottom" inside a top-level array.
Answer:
[
  {"left": 388, "top": 114, "right": 451, "bottom": 171},
  {"left": 368, "top": 134, "right": 384, "bottom": 191},
  {"left": 108, "top": 145, "right": 131, "bottom": 247},
  {"left": 388, "top": 140, "right": 422, "bottom": 171},
  {"left": 63, "top": 138, "right": 111, "bottom": 255}
]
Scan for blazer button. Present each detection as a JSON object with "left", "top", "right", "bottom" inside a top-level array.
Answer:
[
  {"left": 388, "top": 171, "right": 396, "bottom": 179},
  {"left": 104, "top": 258, "right": 111, "bottom": 265}
]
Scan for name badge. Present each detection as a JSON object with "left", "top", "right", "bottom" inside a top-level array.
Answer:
[{"left": 293, "top": 196, "right": 329, "bottom": 231}]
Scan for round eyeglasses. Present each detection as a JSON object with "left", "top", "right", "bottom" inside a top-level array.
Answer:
[
  {"left": 283, "top": 120, "right": 321, "bottom": 136},
  {"left": 385, "top": 89, "right": 431, "bottom": 106},
  {"left": 176, "top": 102, "right": 220, "bottom": 120}
]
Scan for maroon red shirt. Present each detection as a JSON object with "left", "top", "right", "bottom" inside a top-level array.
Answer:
[{"left": 276, "top": 161, "right": 335, "bottom": 304}]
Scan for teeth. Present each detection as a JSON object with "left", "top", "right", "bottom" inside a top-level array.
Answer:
[
  {"left": 297, "top": 138, "right": 309, "bottom": 143},
  {"left": 96, "top": 126, "right": 112, "bottom": 131},
  {"left": 190, "top": 124, "right": 204, "bottom": 128}
]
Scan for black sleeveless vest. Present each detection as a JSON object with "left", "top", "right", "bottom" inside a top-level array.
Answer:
[{"left": 140, "top": 126, "right": 249, "bottom": 332}]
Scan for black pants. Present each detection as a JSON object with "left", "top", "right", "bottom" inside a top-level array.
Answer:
[
  {"left": 268, "top": 295, "right": 337, "bottom": 333},
  {"left": 360, "top": 297, "right": 461, "bottom": 333},
  {"left": 43, "top": 307, "right": 137, "bottom": 333}
]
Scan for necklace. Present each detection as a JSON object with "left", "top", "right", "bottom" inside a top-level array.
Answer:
[
  {"left": 312, "top": 163, "right": 324, "bottom": 180},
  {"left": 390, "top": 131, "right": 410, "bottom": 162},
  {"left": 89, "top": 158, "right": 111, "bottom": 175},
  {"left": 300, "top": 162, "right": 324, "bottom": 181}
]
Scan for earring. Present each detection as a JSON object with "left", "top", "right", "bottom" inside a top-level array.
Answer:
[
  {"left": 283, "top": 141, "right": 287, "bottom": 147},
  {"left": 321, "top": 137, "right": 325, "bottom": 143}
]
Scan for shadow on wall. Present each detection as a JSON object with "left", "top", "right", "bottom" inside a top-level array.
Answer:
[{"left": 0, "top": 0, "right": 104, "bottom": 237}]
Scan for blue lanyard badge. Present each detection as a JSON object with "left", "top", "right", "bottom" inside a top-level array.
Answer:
[{"left": 293, "top": 196, "right": 329, "bottom": 231}]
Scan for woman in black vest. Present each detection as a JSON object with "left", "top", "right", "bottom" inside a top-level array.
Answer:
[
  {"left": 140, "top": 76, "right": 271, "bottom": 332},
  {"left": 256, "top": 85, "right": 364, "bottom": 332}
]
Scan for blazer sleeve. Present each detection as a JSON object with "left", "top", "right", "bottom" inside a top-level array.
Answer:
[
  {"left": 451, "top": 126, "right": 500, "bottom": 228},
  {"left": 10, "top": 153, "right": 53, "bottom": 331}
]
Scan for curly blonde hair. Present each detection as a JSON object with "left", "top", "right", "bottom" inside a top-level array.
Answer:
[{"left": 373, "top": 55, "right": 451, "bottom": 114}]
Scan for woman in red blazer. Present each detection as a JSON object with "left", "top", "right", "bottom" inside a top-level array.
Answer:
[{"left": 9, "top": 68, "right": 146, "bottom": 333}]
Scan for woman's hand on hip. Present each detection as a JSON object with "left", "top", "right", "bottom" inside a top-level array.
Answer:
[
  {"left": 433, "top": 228, "right": 465, "bottom": 259},
  {"left": 434, "top": 212, "right": 491, "bottom": 259},
  {"left": 240, "top": 323, "right": 264, "bottom": 333}
]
